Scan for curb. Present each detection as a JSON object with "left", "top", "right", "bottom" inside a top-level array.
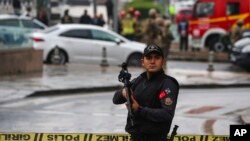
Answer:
[
  {"left": 27, "top": 83, "right": 250, "bottom": 97},
  {"left": 27, "top": 85, "right": 123, "bottom": 97}
]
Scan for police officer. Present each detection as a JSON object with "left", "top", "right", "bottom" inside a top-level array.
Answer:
[{"left": 113, "top": 44, "right": 179, "bottom": 141}]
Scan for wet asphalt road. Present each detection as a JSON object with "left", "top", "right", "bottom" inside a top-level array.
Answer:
[{"left": 0, "top": 88, "right": 249, "bottom": 135}]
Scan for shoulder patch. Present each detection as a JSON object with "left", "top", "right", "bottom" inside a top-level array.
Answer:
[
  {"left": 165, "top": 97, "right": 173, "bottom": 105},
  {"left": 159, "top": 90, "right": 167, "bottom": 100}
]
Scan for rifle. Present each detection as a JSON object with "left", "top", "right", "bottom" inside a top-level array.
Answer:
[
  {"left": 167, "top": 125, "right": 179, "bottom": 141},
  {"left": 118, "top": 63, "right": 135, "bottom": 126}
]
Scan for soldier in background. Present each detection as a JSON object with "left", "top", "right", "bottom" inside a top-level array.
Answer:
[
  {"left": 144, "top": 8, "right": 162, "bottom": 45},
  {"left": 133, "top": 10, "right": 143, "bottom": 42},
  {"left": 230, "top": 20, "right": 244, "bottom": 43},
  {"left": 161, "top": 22, "right": 174, "bottom": 70},
  {"left": 61, "top": 9, "right": 73, "bottom": 24}
]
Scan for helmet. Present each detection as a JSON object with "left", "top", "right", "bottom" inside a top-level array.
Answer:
[
  {"left": 237, "top": 20, "right": 244, "bottom": 26},
  {"left": 120, "top": 10, "right": 126, "bottom": 18},
  {"left": 134, "top": 10, "right": 141, "bottom": 17},
  {"left": 128, "top": 7, "right": 135, "bottom": 15},
  {"left": 149, "top": 8, "right": 157, "bottom": 16}
]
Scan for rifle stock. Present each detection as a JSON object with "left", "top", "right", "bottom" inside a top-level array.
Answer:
[{"left": 168, "top": 125, "right": 179, "bottom": 141}]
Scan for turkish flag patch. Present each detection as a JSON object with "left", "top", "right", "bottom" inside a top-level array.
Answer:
[{"left": 159, "top": 90, "right": 167, "bottom": 100}]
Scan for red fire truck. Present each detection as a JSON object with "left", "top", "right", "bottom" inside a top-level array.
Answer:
[{"left": 189, "top": 0, "right": 250, "bottom": 51}]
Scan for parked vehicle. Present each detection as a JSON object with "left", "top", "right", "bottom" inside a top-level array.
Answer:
[
  {"left": 214, "top": 29, "right": 250, "bottom": 52},
  {"left": 0, "top": 14, "right": 47, "bottom": 31},
  {"left": 229, "top": 38, "right": 250, "bottom": 71},
  {"left": 189, "top": 0, "right": 250, "bottom": 52},
  {"left": 31, "top": 24, "right": 146, "bottom": 66},
  {"left": 175, "top": 8, "right": 193, "bottom": 24},
  {"left": 0, "top": 15, "right": 47, "bottom": 48}
]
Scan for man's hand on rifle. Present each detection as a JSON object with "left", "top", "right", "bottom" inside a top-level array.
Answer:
[
  {"left": 131, "top": 96, "right": 140, "bottom": 112},
  {"left": 121, "top": 88, "right": 140, "bottom": 112}
]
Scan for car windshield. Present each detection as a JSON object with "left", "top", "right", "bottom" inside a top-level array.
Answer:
[
  {"left": 91, "top": 29, "right": 120, "bottom": 42},
  {"left": 0, "top": 19, "right": 19, "bottom": 27}
]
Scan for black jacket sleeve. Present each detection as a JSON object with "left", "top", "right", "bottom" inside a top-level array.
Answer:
[
  {"left": 112, "top": 78, "right": 138, "bottom": 105},
  {"left": 113, "top": 89, "right": 127, "bottom": 104},
  {"left": 136, "top": 77, "right": 179, "bottom": 123}
]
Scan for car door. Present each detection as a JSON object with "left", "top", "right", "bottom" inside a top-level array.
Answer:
[
  {"left": 58, "top": 29, "right": 95, "bottom": 63},
  {"left": 90, "top": 29, "right": 125, "bottom": 65}
]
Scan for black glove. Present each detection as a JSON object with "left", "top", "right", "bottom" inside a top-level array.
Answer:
[{"left": 118, "top": 70, "right": 131, "bottom": 83}]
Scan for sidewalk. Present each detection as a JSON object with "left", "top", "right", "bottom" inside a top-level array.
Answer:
[{"left": 169, "top": 42, "right": 229, "bottom": 62}]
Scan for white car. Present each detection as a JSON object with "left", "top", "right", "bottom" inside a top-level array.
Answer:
[
  {"left": 0, "top": 15, "right": 47, "bottom": 31},
  {"left": 31, "top": 24, "right": 146, "bottom": 66},
  {"left": 0, "top": 15, "right": 47, "bottom": 48}
]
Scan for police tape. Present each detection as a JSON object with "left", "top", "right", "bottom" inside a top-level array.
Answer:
[{"left": 0, "top": 133, "right": 229, "bottom": 141}]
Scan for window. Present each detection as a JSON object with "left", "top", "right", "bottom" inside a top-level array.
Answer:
[
  {"left": 43, "top": 26, "right": 59, "bottom": 33},
  {"left": 60, "top": 29, "right": 92, "bottom": 39},
  {"left": 0, "top": 19, "right": 20, "bottom": 27},
  {"left": 227, "top": 3, "right": 240, "bottom": 16},
  {"left": 22, "top": 20, "right": 34, "bottom": 28},
  {"left": 21, "top": 19, "right": 45, "bottom": 29},
  {"left": 91, "top": 30, "right": 118, "bottom": 42},
  {"left": 195, "top": 2, "right": 214, "bottom": 17}
]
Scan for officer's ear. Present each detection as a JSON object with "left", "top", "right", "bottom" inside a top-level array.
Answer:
[{"left": 141, "top": 58, "right": 145, "bottom": 67}]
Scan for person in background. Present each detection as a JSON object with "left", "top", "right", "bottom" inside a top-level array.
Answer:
[
  {"left": 37, "top": 8, "right": 48, "bottom": 26},
  {"left": 79, "top": 10, "right": 92, "bottom": 24},
  {"left": 12, "top": 0, "right": 21, "bottom": 15},
  {"left": 161, "top": 22, "right": 174, "bottom": 70},
  {"left": 178, "top": 17, "right": 189, "bottom": 51},
  {"left": 22, "top": 6, "right": 32, "bottom": 17},
  {"left": 133, "top": 10, "right": 142, "bottom": 42},
  {"left": 105, "top": 0, "right": 113, "bottom": 24},
  {"left": 144, "top": 8, "right": 162, "bottom": 45},
  {"left": 230, "top": 19, "right": 244, "bottom": 43},
  {"left": 61, "top": 9, "right": 73, "bottom": 24},
  {"left": 121, "top": 13, "right": 135, "bottom": 40},
  {"left": 96, "top": 14, "right": 105, "bottom": 27}
]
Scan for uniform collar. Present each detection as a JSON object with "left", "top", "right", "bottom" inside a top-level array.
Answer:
[{"left": 140, "top": 69, "right": 165, "bottom": 81}]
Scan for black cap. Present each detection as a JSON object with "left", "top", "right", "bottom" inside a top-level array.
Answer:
[{"left": 144, "top": 44, "right": 164, "bottom": 57}]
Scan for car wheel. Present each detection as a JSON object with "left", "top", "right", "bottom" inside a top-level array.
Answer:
[
  {"left": 127, "top": 53, "right": 142, "bottom": 67},
  {"left": 214, "top": 42, "right": 225, "bottom": 52},
  {"left": 48, "top": 48, "right": 67, "bottom": 65}
]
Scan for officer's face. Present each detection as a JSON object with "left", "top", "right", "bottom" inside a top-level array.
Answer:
[{"left": 142, "top": 53, "right": 164, "bottom": 73}]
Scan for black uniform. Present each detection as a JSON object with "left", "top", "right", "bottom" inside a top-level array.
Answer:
[{"left": 113, "top": 69, "right": 179, "bottom": 141}]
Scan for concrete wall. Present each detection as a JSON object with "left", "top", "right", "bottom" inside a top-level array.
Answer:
[{"left": 0, "top": 48, "right": 43, "bottom": 76}]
